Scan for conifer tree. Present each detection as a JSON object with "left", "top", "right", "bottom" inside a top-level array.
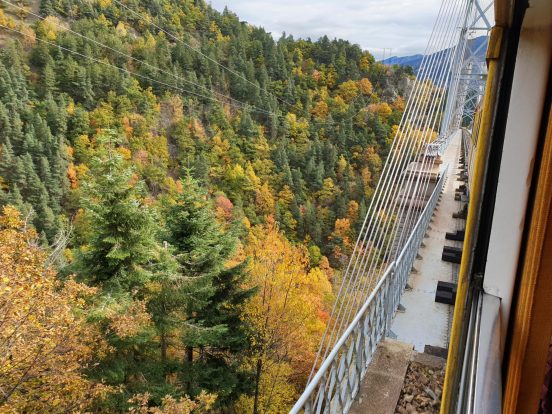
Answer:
[
  {"left": 163, "top": 175, "right": 254, "bottom": 406},
  {"left": 73, "top": 146, "right": 158, "bottom": 291}
]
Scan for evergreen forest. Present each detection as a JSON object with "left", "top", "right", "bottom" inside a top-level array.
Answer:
[{"left": 0, "top": 0, "right": 414, "bottom": 412}]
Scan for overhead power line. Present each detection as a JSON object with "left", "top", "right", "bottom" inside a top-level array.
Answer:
[
  {"left": 109, "top": 0, "right": 293, "bottom": 108},
  {"left": 0, "top": 0, "right": 275, "bottom": 117},
  {"left": 0, "top": 23, "right": 274, "bottom": 116}
]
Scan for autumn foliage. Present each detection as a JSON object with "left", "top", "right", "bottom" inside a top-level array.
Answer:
[
  {"left": 0, "top": 206, "right": 110, "bottom": 413},
  {"left": 235, "top": 218, "right": 332, "bottom": 413},
  {"left": 0, "top": 0, "right": 414, "bottom": 409}
]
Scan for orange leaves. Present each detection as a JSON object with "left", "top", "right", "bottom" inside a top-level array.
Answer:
[
  {"left": 311, "top": 100, "right": 329, "bottom": 119},
  {"left": 67, "top": 163, "right": 78, "bottom": 189},
  {"left": 0, "top": 206, "right": 111, "bottom": 413},
  {"left": 346, "top": 200, "right": 360, "bottom": 222},
  {"left": 214, "top": 194, "right": 234, "bottom": 222},
  {"left": 392, "top": 96, "right": 406, "bottom": 112},
  {"left": 106, "top": 300, "right": 152, "bottom": 339},
  {"left": 367, "top": 102, "right": 392, "bottom": 118}
]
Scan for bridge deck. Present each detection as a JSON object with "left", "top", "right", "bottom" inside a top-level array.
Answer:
[{"left": 390, "top": 130, "right": 463, "bottom": 352}]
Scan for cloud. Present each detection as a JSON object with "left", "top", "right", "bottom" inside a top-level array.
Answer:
[{"left": 208, "top": 0, "right": 443, "bottom": 56}]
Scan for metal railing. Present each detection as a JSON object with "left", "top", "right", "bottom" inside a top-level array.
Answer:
[{"left": 290, "top": 165, "right": 449, "bottom": 414}]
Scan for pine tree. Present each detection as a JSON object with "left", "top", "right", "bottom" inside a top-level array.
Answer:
[
  {"left": 162, "top": 175, "right": 254, "bottom": 406},
  {"left": 39, "top": 0, "right": 55, "bottom": 16},
  {"left": 41, "top": 63, "right": 57, "bottom": 97},
  {"left": 73, "top": 151, "right": 158, "bottom": 291},
  {"left": 0, "top": 138, "right": 15, "bottom": 182}
]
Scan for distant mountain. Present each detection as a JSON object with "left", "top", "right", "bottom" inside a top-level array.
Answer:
[
  {"left": 382, "top": 54, "right": 424, "bottom": 71},
  {"left": 382, "top": 36, "right": 488, "bottom": 77}
]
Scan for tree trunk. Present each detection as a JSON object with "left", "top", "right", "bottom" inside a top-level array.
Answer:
[
  {"left": 160, "top": 332, "right": 167, "bottom": 362},
  {"left": 185, "top": 346, "right": 194, "bottom": 393},
  {"left": 253, "top": 358, "right": 263, "bottom": 414}
]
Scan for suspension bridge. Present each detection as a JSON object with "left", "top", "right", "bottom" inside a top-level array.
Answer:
[{"left": 290, "top": 0, "right": 493, "bottom": 412}]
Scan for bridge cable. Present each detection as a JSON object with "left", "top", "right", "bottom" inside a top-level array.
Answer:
[{"left": 308, "top": 0, "right": 473, "bottom": 383}]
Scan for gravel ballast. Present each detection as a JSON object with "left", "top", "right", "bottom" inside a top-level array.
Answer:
[{"left": 395, "top": 360, "right": 445, "bottom": 414}]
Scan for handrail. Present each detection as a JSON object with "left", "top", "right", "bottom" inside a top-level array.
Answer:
[
  {"left": 290, "top": 264, "right": 395, "bottom": 412},
  {"left": 290, "top": 165, "right": 449, "bottom": 414}
]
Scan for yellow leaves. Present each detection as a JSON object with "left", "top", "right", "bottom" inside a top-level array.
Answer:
[
  {"left": 361, "top": 167, "right": 373, "bottom": 198},
  {"left": 330, "top": 95, "right": 349, "bottom": 114},
  {"left": 377, "top": 102, "right": 392, "bottom": 118},
  {"left": 128, "top": 391, "right": 216, "bottom": 414},
  {"left": 255, "top": 182, "right": 275, "bottom": 217},
  {"left": 360, "top": 55, "right": 371, "bottom": 71},
  {"left": 338, "top": 80, "right": 359, "bottom": 102},
  {"left": 98, "top": 0, "right": 112, "bottom": 7},
  {"left": 244, "top": 162, "right": 260, "bottom": 190},
  {"left": 278, "top": 185, "right": 294, "bottom": 206},
  {"left": 234, "top": 360, "right": 295, "bottom": 414},
  {"left": 0, "top": 205, "right": 24, "bottom": 230},
  {"left": 211, "top": 133, "right": 231, "bottom": 164},
  {"left": 115, "top": 21, "right": 127, "bottom": 37},
  {"left": 38, "top": 16, "right": 67, "bottom": 41},
  {"left": 90, "top": 101, "right": 116, "bottom": 129},
  {"left": 0, "top": 206, "right": 111, "bottom": 413},
  {"left": 66, "top": 100, "right": 75, "bottom": 115},
  {"left": 0, "top": 10, "right": 16, "bottom": 29},
  {"left": 117, "top": 146, "right": 132, "bottom": 160},
  {"left": 285, "top": 113, "right": 310, "bottom": 146},
  {"left": 316, "top": 178, "right": 340, "bottom": 206},
  {"left": 358, "top": 78, "right": 373, "bottom": 95},
  {"left": 227, "top": 163, "right": 245, "bottom": 184},
  {"left": 243, "top": 220, "right": 332, "bottom": 406},
  {"left": 97, "top": 13, "right": 111, "bottom": 27}
]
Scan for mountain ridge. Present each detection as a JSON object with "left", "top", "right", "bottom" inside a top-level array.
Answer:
[{"left": 381, "top": 35, "right": 488, "bottom": 74}]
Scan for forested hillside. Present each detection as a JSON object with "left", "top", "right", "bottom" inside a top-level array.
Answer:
[{"left": 0, "top": 0, "right": 413, "bottom": 412}]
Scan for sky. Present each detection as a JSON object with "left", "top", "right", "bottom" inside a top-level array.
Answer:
[{"left": 208, "top": 0, "right": 443, "bottom": 58}]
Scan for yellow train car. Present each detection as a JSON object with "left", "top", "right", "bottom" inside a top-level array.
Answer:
[{"left": 441, "top": 0, "right": 552, "bottom": 412}]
